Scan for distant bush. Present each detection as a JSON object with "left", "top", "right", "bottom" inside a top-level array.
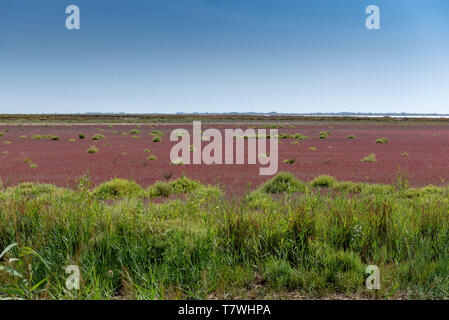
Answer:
[
  {"left": 30, "top": 163, "right": 38, "bottom": 169},
  {"left": 375, "top": 137, "right": 389, "bottom": 144},
  {"left": 130, "top": 129, "right": 141, "bottom": 135},
  {"left": 152, "top": 136, "right": 161, "bottom": 142},
  {"left": 147, "top": 155, "right": 157, "bottom": 160},
  {"left": 20, "top": 135, "right": 27, "bottom": 139},
  {"left": 310, "top": 175, "right": 337, "bottom": 188},
  {"left": 309, "top": 147, "right": 316, "bottom": 151},
  {"left": 150, "top": 130, "right": 164, "bottom": 136},
  {"left": 283, "top": 157, "right": 295, "bottom": 164},
  {"left": 0, "top": 132, "right": 4, "bottom": 137},
  {"left": 294, "top": 133, "right": 307, "bottom": 140},
  {"left": 362, "top": 153, "right": 376, "bottom": 162},
  {"left": 92, "top": 134, "right": 105, "bottom": 141},
  {"left": 401, "top": 152, "right": 409, "bottom": 157},
  {"left": 51, "top": 135, "right": 60, "bottom": 141},
  {"left": 318, "top": 131, "right": 330, "bottom": 139},
  {"left": 69, "top": 138, "right": 76, "bottom": 142},
  {"left": 347, "top": 135, "right": 356, "bottom": 139},
  {"left": 149, "top": 181, "right": 172, "bottom": 198},
  {"left": 291, "top": 141, "right": 300, "bottom": 146},
  {"left": 94, "top": 178, "right": 143, "bottom": 199},
  {"left": 87, "top": 146, "right": 98, "bottom": 154},
  {"left": 144, "top": 149, "right": 151, "bottom": 153},
  {"left": 333, "top": 181, "right": 364, "bottom": 193},
  {"left": 261, "top": 172, "right": 306, "bottom": 194},
  {"left": 79, "top": 134, "right": 85, "bottom": 139},
  {"left": 169, "top": 175, "right": 201, "bottom": 194},
  {"left": 3, "top": 141, "right": 11, "bottom": 144}
]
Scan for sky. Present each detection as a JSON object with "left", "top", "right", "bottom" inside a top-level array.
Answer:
[{"left": 0, "top": 0, "right": 448, "bottom": 114}]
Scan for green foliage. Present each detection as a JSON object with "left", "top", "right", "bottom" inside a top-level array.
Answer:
[
  {"left": 375, "top": 137, "right": 389, "bottom": 144},
  {"left": 92, "top": 134, "right": 105, "bottom": 141},
  {"left": 362, "top": 153, "right": 376, "bottom": 162},
  {"left": 310, "top": 175, "right": 337, "bottom": 188},
  {"left": 78, "top": 134, "right": 85, "bottom": 139},
  {"left": 93, "top": 178, "right": 143, "bottom": 199},
  {"left": 261, "top": 172, "right": 306, "bottom": 194},
  {"left": 152, "top": 136, "right": 161, "bottom": 142},
  {"left": 347, "top": 135, "right": 356, "bottom": 139},
  {"left": 283, "top": 157, "right": 296, "bottom": 164},
  {"left": 87, "top": 146, "right": 98, "bottom": 154}
]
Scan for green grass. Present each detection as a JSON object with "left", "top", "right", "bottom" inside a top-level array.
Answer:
[
  {"left": 152, "top": 136, "right": 161, "bottom": 142},
  {"left": 283, "top": 157, "right": 296, "bottom": 164},
  {"left": 375, "top": 137, "right": 389, "bottom": 144},
  {"left": 310, "top": 175, "right": 337, "bottom": 188},
  {"left": 362, "top": 153, "right": 377, "bottom": 162},
  {"left": 87, "top": 146, "right": 98, "bottom": 154},
  {"left": 78, "top": 134, "right": 85, "bottom": 139},
  {"left": 309, "top": 147, "right": 316, "bottom": 151},
  {"left": 1, "top": 173, "right": 449, "bottom": 300},
  {"left": 92, "top": 134, "right": 105, "bottom": 141},
  {"left": 348, "top": 135, "right": 356, "bottom": 139}
]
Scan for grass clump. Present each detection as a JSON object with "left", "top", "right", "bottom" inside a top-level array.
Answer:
[
  {"left": 152, "top": 136, "right": 161, "bottom": 143},
  {"left": 144, "top": 149, "right": 151, "bottom": 153},
  {"left": 309, "top": 147, "right": 316, "bottom": 151},
  {"left": 149, "top": 181, "right": 173, "bottom": 197},
  {"left": 150, "top": 130, "right": 164, "bottom": 136},
  {"left": 129, "top": 129, "right": 141, "bottom": 135},
  {"left": 87, "top": 146, "right": 98, "bottom": 154},
  {"left": 310, "top": 175, "right": 337, "bottom": 188},
  {"left": 347, "top": 135, "right": 356, "bottom": 139},
  {"left": 283, "top": 157, "right": 296, "bottom": 164},
  {"left": 375, "top": 137, "right": 389, "bottom": 144},
  {"left": 401, "top": 152, "right": 409, "bottom": 157},
  {"left": 362, "top": 153, "right": 376, "bottom": 162},
  {"left": 169, "top": 175, "right": 201, "bottom": 194},
  {"left": 318, "top": 131, "right": 330, "bottom": 139},
  {"left": 92, "top": 134, "right": 105, "bottom": 141},
  {"left": 94, "top": 178, "right": 143, "bottom": 199},
  {"left": 147, "top": 155, "right": 157, "bottom": 160},
  {"left": 261, "top": 172, "right": 305, "bottom": 194},
  {"left": 50, "top": 136, "right": 60, "bottom": 141},
  {"left": 294, "top": 133, "right": 307, "bottom": 140},
  {"left": 78, "top": 134, "right": 85, "bottom": 139}
]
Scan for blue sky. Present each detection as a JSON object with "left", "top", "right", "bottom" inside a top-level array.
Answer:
[{"left": 1, "top": 0, "right": 448, "bottom": 114}]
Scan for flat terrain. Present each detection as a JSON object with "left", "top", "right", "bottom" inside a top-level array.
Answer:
[{"left": 1, "top": 120, "right": 449, "bottom": 194}]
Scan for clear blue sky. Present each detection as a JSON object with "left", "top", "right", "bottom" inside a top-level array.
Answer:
[{"left": 1, "top": 0, "right": 448, "bottom": 114}]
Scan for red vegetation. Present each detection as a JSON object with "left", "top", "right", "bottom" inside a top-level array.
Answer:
[{"left": 1, "top": 123, "right": 449, "bottom": 195}]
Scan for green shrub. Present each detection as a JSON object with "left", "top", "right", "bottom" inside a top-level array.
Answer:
[
  {"left": 150, "top": 130, "right": 164, "bottom": 136},
  {"left": 51, "top": 136, "right": 60, "bottom": 141},
  {"left": 92, "top": 134, "right": 105, "bottom": 141},
  {"left": 169, "top": 175, "right": 201, "bottom": 194},
  {"left": 310, "top": 175, "right": 337, "bottom": 188},
  {"left": 375, "top": 137, "right": 389, "bottom": 144},
  {"left": 261, "top": 172, "right": 306, "bottom": 194},
  {"left": 294, "top": 133, "right": 307, "bottom": 140},
  {"left": 93, "top": 178, "right": 143, "bottom": 199},
  {"left": 147, "top": 155, "right": 157, "bottom": 160},
  {"left": 333, "top": 181, "right": 364, "bottom": 193},
  {"left": 152, "top": 136, "right": 161, "bottom": 142},
  {"left": 362, "top": 153, "right": 376, "bottom": 162},
  {"left": 263, "top": 258, "right": 296, "bottom": 289},
  {"left": 87, "top": 146, "right": 98, "bottom": 154},
  {"left": 309, "top": 147, "right": 316, "bottom": 151},
  {"left": 283, "top": 157, "right": 295, "bottom": 164},
  {"left": 79, "top": 134, "right": 85, "bottom": 139},
  {"left": 129, "top": 129, "right": 141, "bottom": 135},
  {"left": 150, "top": 181, "right": 173, "bottom": 197},
  {"left": 347, "top": 135, "right": 356, "bottom": 139}
]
